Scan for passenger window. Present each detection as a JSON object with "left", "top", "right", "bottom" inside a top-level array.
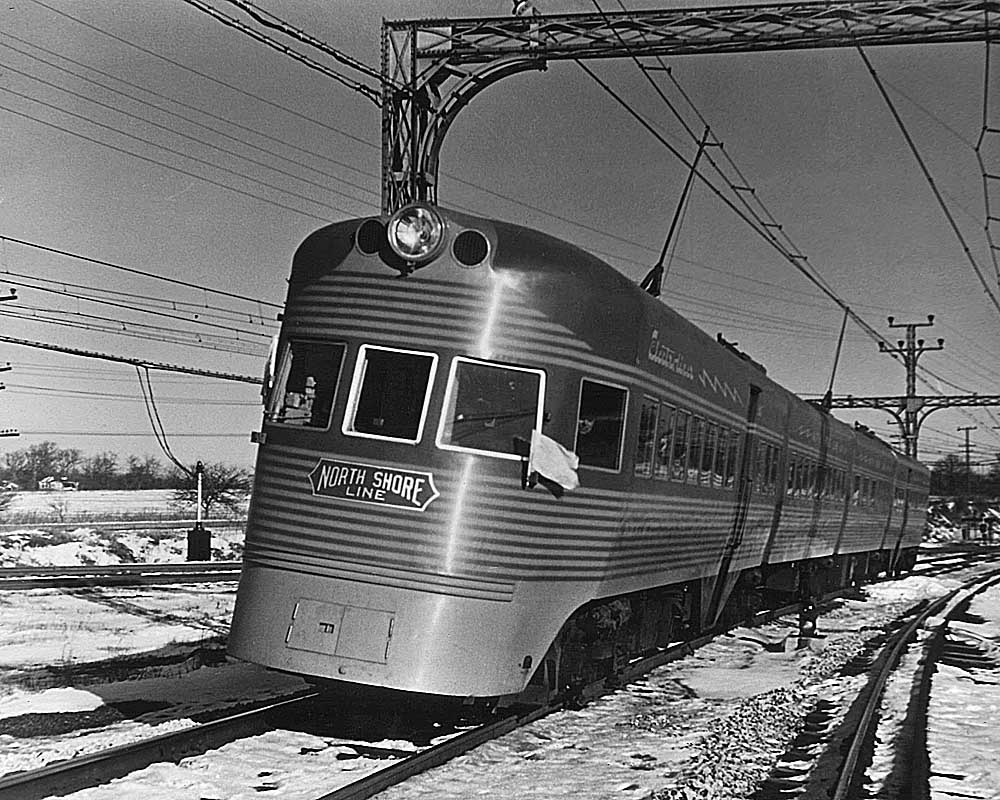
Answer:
[
  {"left": 724, "top": 431, "right": 738, "bottom": 489},
  {"left": 671, "top": 410, "right": 690, "bottom": 481},
  {"left": 267, "top": 339, "right": 345, "bottom": 428},
  {"left": 634, "top": 398, "right": 659, "bottom": 477},
  {"left": 344, "top": 345, "right": 437, "bottom": 443},
  {"left": 701, "top": 422, "right": 717, "bottom": 485},
  {"left": 768, "top": 446, "right": 780, "bottom": 493},
  {"left": 655, "top": 404, "right": 676, "bottom": 479},
  {"left": 689, "top": 418, "right": 705, "bottom": 483},
  {"left": 437, "top": 358, "right": 544, "bottom": 457},
  {"left": 713, "top": 427, "right": 728, "bottom": 488},
  {"left": 576, "top": 379, "right": 628, "bottom": 471}
]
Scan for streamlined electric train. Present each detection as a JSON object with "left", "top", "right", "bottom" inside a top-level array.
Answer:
[{"left": 227, "top": 203, "right": 928, "bottom": 700}]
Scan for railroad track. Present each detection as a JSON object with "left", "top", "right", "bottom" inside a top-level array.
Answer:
[
  {"left": 0, "top": 561, "right": 242, "bottom": 589},
  {"left": 753, "top": 567, "right": 1000, "bottom": 799},
  {"left": 0, "top": 597, "right": 807, "bottom": 800},
  {"left": 3, "top": 552, "right": 995, "bottom": 800},
  {"left": 0, "top": 519, "right": 246, "bottom": 534}
]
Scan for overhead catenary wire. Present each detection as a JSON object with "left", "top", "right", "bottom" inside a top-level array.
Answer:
[
  {"left": 0, "top": 45, "right": 379, "bottom": 209},
  {"left": 1, "top": 236, "right": 281, "bottom": 310},
  {"left": 855, "top": 45, "right": 1000, "bottom": 319},
  {"left": 9, "top": 0, "right": 1000, "bottom": 454},
  {"left": 0, "top": 30, "right": 378, "bottom": 192},
  {"left": 135, "top": 365, "right": 193, "bottom": 476},
  {"left": 0, "top": 101, "right": 338, "bottom": 224},
  {"left": 1, "top": 271, "right": 278, "bottom": 329},
  {"left": 0, "top": 334, "right": 261, "bottom": 384},
  {"left": 1, "top": 306, "right": 268, "bottom": 356},
  {"left": 215, "top": 0, "right": 394, "bottom": 89},
  {"left": 0, "top": 277, "right": 273, "bottom": 341},
  {"left": 0, "top": 83, "right": 364, "bottom": 219},
  {"left": 177, "top": 0, "right": 381, "bottom": 106},
  {"left": 584, "top": 0, "right": 1000, "bottom": 442}
]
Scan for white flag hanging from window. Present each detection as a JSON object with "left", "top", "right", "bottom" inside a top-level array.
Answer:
[{"left": 529, "top": 429, "right": 580, "bottom": 491}]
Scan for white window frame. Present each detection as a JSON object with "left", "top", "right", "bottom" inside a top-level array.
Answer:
[
  {"left": 435, "top": 356, "right": 546, "bottom": 460},
  {"left": 342, "top": 344, "right": 439, "bottom": 445},
  {"left": 265, "top": 337, "right": 347, "bottom": 431},
  {"left": 574, "top": 377, "right": 630, "bottom": 473}
]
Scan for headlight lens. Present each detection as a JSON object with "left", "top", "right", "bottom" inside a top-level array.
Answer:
[{"left": 386, "top": 204, "right": 446, "bottom": 263}]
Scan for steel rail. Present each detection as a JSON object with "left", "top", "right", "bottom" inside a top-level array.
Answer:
[
  {"left": 0, "top": 518, "right": 246, "bottom": 533},
  {"left": 0, "top": 691, "right": 318, "bottom": 800},
  {"left": 0, "top": 561, "right": 242, "bottom": 589},
  {"left": 831, "top": 568, "right": 1000, "bottom": 800}
]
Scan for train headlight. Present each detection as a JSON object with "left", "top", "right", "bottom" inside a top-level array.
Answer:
[{"left": 386, "top": 204, "right": 446, "bottom": 264}]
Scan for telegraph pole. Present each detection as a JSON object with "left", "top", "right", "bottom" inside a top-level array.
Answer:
[
  {"left": 877, "top": 315, "right": 944, "bottom": 457},
  {"left": 0, "top": 289, "right": 19, "bottom": 440},
  {"left": 958, "top": 425, "right": 977, "bottom": 496}
]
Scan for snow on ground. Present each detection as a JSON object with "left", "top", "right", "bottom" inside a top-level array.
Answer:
[
  {"left": 926, "top": 583, "right": 1000, "bottom": 799},
  {"left": 0, "top": 512, "right": 995, "bottom": 799},
  {"left": 0, "top": 571, "right": 962, "bottom": 800},
  {"left": 2, "top": 490, "right": 179, "bottom": 518},
  {"left": 0, "top": 524, "right": 244, "bottom": 567}
]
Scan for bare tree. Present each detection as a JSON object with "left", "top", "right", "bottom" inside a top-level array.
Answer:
[{"left": 171, "top": 462, "right": 252, "bottom": 518}]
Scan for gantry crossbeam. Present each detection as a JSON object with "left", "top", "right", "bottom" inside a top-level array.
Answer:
[
  {"left": 381, "top": 0, "right": 1000, "bottom": 212},
  {"left": 809, "top": 394, "right": 1000, "bottom": 457}
]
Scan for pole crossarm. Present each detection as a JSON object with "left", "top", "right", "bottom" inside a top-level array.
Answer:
[{"left": 381, "top": 0, "right": 1000, "bottom": 212}]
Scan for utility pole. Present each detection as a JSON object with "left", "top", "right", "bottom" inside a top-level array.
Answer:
[
  {"left": 0, "top": 289, "right": 20, "bottom": 440},
  {"left": 877, "top": 315, "right": 944, "bottom": 457},
  {"left": 958, "top": 425, "right": 977, "bottom": 496}
]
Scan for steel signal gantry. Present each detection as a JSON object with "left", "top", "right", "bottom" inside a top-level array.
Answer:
[{"left": 381, "top": 0, "right": 1000, "bottom": 212}]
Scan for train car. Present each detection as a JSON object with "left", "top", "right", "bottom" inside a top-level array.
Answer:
[{"left": 227, "top": 203, "right": 928, "bottom": 700}]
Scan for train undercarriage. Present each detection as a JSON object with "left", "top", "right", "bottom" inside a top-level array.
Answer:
[{"left": 519, "top": 546, "right": 918, "bottom": 706}]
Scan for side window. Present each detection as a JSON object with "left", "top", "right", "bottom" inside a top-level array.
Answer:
[
  {"left": 655, "top": 404, "right": 676, "bottom": 479},
  {"left": 634, "top": 398, "right": 660, "bottom": 477},
  {"left": 768, "top": 446, "right": 780, "bottom": 494},
  {"left": 267, "top": 339, "right": 345, "bottom": 429},
  {"left": 689, "top": 417, "right": 706, "bottom": 483},
  {"left": 437, "top": 358, "right": 544, "bottom": 458},
  {"left": 755, "top": 441, "right": 767, "bottom": 492},
  {"left": 701, "top": 422, "right": 717, "bottom": 485},
  {"left": 344, "top": 345, "right": 437, "bottom": 443},
  {"left": 724, "top": 430, "right": 738, "bottom": 489},
  {"left": 671, "top": 410, "right": 690, "bottom": 482},
  {"left": 575, "top": 379, "right": 628, "bottom": 471},
  {"left": 713, "top": 427, "right": 729, "bottom": 488}
]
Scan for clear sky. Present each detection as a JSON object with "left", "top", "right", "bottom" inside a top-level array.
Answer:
[{"left": 2, "top": 0, "right": 999, "bottom": 473}]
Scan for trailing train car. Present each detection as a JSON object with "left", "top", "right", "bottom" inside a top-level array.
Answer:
[{"left": 228, "top": 203, "right": 928, "bottom": 700}]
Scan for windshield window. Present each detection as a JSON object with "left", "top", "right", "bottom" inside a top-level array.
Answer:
[
  {"left": 437, "top": 358, "right": 544, "bottom": 458},
  {"left": 267, "top": 339, "right": 345, "bottom": 428},
  {"left": 344, "top": 346, "right": 437, "bottom": 443}
]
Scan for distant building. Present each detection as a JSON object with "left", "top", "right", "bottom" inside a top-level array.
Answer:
[{"left": 38, "top": 476, "right": 79, "bottom": 491}]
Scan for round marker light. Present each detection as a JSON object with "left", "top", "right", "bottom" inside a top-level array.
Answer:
[{"left": 386, "top": 204, "right": 446, "bottom": 264}]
